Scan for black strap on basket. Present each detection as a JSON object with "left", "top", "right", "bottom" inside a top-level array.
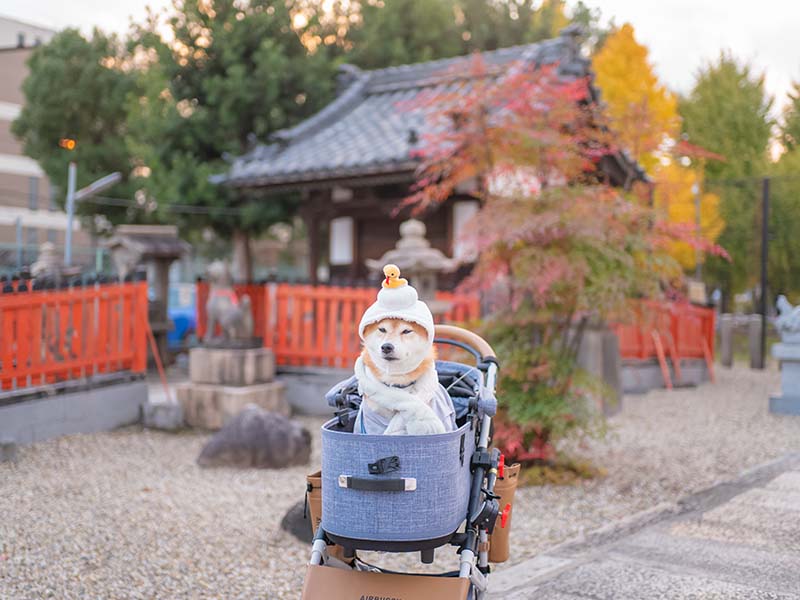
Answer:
[{"left": 368, "top": 455, "right": 400, "bottom": 474}]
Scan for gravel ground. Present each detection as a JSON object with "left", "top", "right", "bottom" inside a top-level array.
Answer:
[{"left": 2, "top": 367, "right": 799, "bottom": 599}]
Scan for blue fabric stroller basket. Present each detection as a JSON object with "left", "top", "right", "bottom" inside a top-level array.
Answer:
[
  {"left": 321, "top": 359, "right": 495, "bottom": 548},
  {"left": 321, "top": 418, "right": 477, "bottom": 544},
  {"left": 307, "top": 325, "right": 502, "bottom": 600}
]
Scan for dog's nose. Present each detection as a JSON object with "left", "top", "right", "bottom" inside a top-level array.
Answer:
[{"left": 381, "top": 343, "right": 394, "bottom": 354}]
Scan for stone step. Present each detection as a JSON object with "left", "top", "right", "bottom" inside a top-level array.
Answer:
[
  {"left": 667, "top": 509, "right": 800, "bottom": 556},
  {"left": 612, "top": 527, "right": 800, "bottom": 593},
  {"left": 530, "top": 557, "right": 800, "bottom": 600}
]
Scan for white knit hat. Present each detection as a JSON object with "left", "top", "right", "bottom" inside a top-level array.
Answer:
[{"left": 358, "top": 265, "right": 435, "bottom": 343}]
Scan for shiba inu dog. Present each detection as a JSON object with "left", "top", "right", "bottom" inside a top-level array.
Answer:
[{"left": 354, "top": 266, "right": 455, "bottom": 435}]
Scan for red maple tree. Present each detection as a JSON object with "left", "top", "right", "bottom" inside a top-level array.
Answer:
[{"left": 402, "top": 55, "right": 725, "bottom": 465}]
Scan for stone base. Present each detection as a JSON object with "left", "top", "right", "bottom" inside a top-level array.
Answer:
[
  {"left": 0, "top": 378, "right": 146, "bottom": 445},
  {"left": 189, "top": 346, "right": 275, "bottom": 386},
  {"left": 621, "top": 359, "right": 710, "bottom": 394},
  {"left": 201, "top": 337, "right": 263, "bottom": 350},
  {"left": 769, "top": 395, "right": 800, "bottom": 416},
  {"left": 143, "top": 399, "right": 185, "bottom": 430},
  {"left": 277, "top": 366, "right": 352, "bottom": 415},
  {"left": 1, "top": 440, "right": 18, "bottom": 463},
  {"left": 176, "top": 381, "right": 288, "bottom": 430}
]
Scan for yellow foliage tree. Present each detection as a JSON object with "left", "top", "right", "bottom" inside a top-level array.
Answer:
[
  {"left": 593, "top": 23, "right": 724, "bottom": 272},
  {"left": 654, "top": 162, "right": 724, "bottom": 271},
  {"left": 592, "top": 23, "right": 678, "bottom": 172}
]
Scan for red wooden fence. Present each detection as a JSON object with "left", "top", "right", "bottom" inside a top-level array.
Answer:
[
  {"left": 613, "top": 301, "right": 715, "bottom": 361},
  {"left": 196, "top": 282, "right": 481, "bottom": 367},
  {"left": 0, "top": 282, "right": 148, "bottom": 390},
  {"left": 196, "top": 282, "right": 713, "bottom": 371}
]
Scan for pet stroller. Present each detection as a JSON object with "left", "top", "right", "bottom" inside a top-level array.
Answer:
[{"left": 301, "top": 325, "right": 520, "bottom": 600}]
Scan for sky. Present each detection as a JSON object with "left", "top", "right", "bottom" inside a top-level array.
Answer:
[{"left": 3, "top": 0, "right": 799, "bottom": 112}]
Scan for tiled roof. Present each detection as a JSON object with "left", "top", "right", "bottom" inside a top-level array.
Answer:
[{"left": 222, "top": 29, "right": 597, "bottom": 188}]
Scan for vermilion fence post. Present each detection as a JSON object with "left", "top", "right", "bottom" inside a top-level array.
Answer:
[{"left": 132, "top": 282, "right": 148, "bottom": 373}]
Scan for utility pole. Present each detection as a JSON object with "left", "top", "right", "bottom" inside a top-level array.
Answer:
[
  {"left": 15, "top": 217, "right": 23, "bottom": 269},
  {"left": 758, "top": 177, "right": 770, "bottom": 370}
]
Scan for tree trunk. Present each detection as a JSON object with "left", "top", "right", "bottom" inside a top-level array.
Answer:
[{"left": 231, "top": 228, "right": 252, "bottom": 283}]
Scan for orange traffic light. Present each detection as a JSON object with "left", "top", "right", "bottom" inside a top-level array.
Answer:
[{"left": 59, "top": 138, "right": 76, "bottom": 150}]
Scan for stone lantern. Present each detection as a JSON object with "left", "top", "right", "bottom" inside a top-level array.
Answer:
[
  {"left": 366, "top": 219, "right": 458, "bottom": 314},
  {"left": 104, "top": 225, "right": 190, "bottom": 360}
]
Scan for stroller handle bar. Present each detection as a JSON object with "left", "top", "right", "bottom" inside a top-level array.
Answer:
[{"left": 434, "top": 325, "right": 496, "bottom": 364}]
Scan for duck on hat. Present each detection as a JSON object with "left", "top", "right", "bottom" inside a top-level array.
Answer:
[{"left": 358, "top": 264, "right": 435, "bottom": 344}]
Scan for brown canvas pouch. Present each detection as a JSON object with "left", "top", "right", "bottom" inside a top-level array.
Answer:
[
  {"left": 488, "top": 462, "right": 521, "bottom": 563},
  {"left": 305, "top": 471, "right": 349, "bottom": 562}
]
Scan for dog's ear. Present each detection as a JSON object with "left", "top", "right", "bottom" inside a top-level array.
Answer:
[
  {"left": 409, "top": 322, "right": 428, "bottom": 338},
  {"left": 362, "top": 322, "right": 380, "bottom": 338}
]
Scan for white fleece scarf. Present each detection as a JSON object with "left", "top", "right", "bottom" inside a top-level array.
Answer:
[{"left": 354, "top": 356, "right": 446, "bottom": 436}]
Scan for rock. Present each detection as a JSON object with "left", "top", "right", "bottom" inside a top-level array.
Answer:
[
  {"left": 1, "top": 439, "right": 18, "bottom": 463},
  {"left": 142, "top": 399, "right": 184, "bottom": 431},
  {"left": 197, "top": 406, "right": 311, "bottom": 469},
  {"left": 280, "top": 499, "right": 314, "bottom": 543}
]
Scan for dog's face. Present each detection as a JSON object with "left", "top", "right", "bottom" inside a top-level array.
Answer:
[{"left": 362, "top": 318, "right": 431, "bottom": 375}]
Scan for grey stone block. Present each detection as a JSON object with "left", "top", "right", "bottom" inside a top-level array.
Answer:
[
  {"left": 749, "top": 314, "right": 764, "bottom": 369},
  {"left": 720, "top": 313, "right": 734, "bottom": 367},
  {"left": 143, "top": 399, "right": 185, "bottom": 430},
  {"left": 0, "top": 439, "right": 17, "bottom": 463},
  {"left": 277, "top": 366, "right": 351, "bottom": 415},
  {"left": 189, "top": 346, "right": 275, "bottom": 386},
  {"left": 176, "top": 380, "right": 288, "bottom": 430},
  {"left": 621, "top": 359, "right": 709, "bottom": 394},
  {"left": 770, "top": 395, "right": 800, "bottom": 416},
  {"left": 577, "top": 327, "right": 622, "bottom": 415}
]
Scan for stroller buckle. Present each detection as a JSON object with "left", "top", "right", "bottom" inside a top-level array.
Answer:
[{"left": 368, "top": 455, "right": 400, "bottom": 474}]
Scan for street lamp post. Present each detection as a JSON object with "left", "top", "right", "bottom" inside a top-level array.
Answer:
[
  {"left": 64, "top": 161, "right": 77, "bottom": 266},
  {"left": 63, "top": 168, "right": 122, "bottom": 267}
]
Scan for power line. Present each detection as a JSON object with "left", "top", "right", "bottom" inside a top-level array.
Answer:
[{"left": 0, "top": 186, "right": 267, "bottom": 217}]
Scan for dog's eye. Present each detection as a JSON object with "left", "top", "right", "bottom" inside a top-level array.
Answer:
[
  {"left": 401, "top": 329, "right": 412, "bottom": 335},
  {"left": 378, "top": 327, "right": 387, "bottom": 333}
]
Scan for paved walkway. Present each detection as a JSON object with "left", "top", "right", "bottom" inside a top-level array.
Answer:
[{"left": 491, "top": 453, "right": 800, "bottom": 599}]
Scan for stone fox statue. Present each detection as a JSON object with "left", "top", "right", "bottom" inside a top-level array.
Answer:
[
  {"left": 776, "top": 295, "right": 800, "bottom": 342},
  {"left": 204, "top": 260, "right": 254, "bottom": 342}
]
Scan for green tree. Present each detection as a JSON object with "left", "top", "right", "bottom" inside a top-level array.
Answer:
[
  {"left": 766, "top": 153, "right": 800, "bottom": 296},
  {"left": 346, "top": 0, "right": 462, "bottom": 68},
  {"left": 679, "top": 52, "right": 773, "bottom": 296},
  {"left": 780, "top": 81, "right": 800, "bottom": 152},
  {"left": 346, "top": 0, "right": 602, "bottom": 69},
  {"left": 12, "top": 28, "right": 136, "bottom": 225},
  {"left": 128, "top": 0, "right": 343, "bottom": 279}
]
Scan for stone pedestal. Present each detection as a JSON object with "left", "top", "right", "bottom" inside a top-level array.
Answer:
[
  {"left": 577, "top": 327, "right": 622, "bottom": 415},
  {"left": 177, "top": 346, "right": 288, "bottom": 429},
  {"left": 189, "top": 346, "right": 275, "bottom": 386},
  {"left": 769, "top": 343, "right": 800, "bottom": 415},
  {"left": 749, "top": 315, "right": 764, "bottom": 369},
  {"left": 719, "top": 314, "right": 734, "bottom": 367}
]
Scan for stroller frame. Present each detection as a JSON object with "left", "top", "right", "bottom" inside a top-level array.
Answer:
[{"left": 304, "top": 325, "right": 502, "bottom": 600}]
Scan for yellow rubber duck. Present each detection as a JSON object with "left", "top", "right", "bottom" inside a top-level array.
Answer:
[{"left": 382, "top": 264, "right": 408, "bottom": 289}]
